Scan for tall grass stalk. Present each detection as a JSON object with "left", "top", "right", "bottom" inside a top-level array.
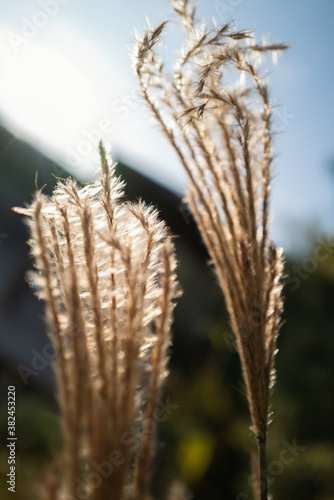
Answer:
[
  {"left": 15, "top": 143, "right": 179, "bottom": 500},
  {"left": 133, "top": 1, "right": 286, "bottom": 496}
]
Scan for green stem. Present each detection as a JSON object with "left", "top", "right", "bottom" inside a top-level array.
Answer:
[{"left": 258, "top": 441, "right": 267, "bottom": 500}]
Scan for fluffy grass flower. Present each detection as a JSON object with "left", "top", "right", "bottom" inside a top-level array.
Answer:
[
  {"left": 16, "top": 142, "right": 178, "bottom": 500},
  {"left": 133, "top": 1, "right": 286, "bottom": 497}
]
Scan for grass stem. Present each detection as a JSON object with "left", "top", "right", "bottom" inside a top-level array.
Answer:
[{"left": 258, "top": 441, "right": 267, "bottom": 500}]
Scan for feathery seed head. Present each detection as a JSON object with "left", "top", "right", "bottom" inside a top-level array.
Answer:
[
  {"left": 134, "top": 0, "right": 286, "bottom": 444},
  {"left": 17, "top": 143, "right": 179, "bottom": 500}
]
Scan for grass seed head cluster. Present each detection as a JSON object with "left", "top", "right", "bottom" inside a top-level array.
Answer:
[
  {"left": 133, "top": 0, "right": 286, "bottom": 446},
  {"left": 18, "top": 143, "right": 179, "bottom": 500}
]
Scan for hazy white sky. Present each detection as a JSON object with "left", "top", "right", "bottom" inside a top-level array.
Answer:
[{"left": 0, "top": 0, "right": 333, "bottom": 251}]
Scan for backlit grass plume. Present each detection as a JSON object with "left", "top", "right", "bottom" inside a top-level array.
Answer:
[
  {"left": 133, "top": 1, "right": 286, "bottom": 497},
  {"left": 16, "top": 142, "right": 178, "bottom": 500}
]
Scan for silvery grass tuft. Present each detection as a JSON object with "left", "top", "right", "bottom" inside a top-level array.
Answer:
[
  {"left": 15, "top": 142, "right": 179, "bottom": 500},
  {"left": 133, "top": 1, "right": 286, "bottom": 497}
]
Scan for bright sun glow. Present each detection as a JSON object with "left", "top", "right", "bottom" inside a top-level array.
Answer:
[{"left": 0, "top": 43, "right": 98, "bottom": 149}]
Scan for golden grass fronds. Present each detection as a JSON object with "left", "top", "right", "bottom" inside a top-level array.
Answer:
[
  {"left": 17, "top": 143, "right": 179, "bottom": 500},
  {"left": 133, "top": 0, "right": 285, "bottom": 452}
]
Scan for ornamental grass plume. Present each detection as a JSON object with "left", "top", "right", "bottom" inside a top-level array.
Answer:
[
  {"left": 15, "top": 142, "right": 179, "bottom": 500},
  {"left": 133, "top": 1, "right": 286, "bottom": 497}
]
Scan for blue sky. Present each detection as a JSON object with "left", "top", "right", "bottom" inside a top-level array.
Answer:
[{"left": 0, "top": 0, "right": 333, "bottom": 252}]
